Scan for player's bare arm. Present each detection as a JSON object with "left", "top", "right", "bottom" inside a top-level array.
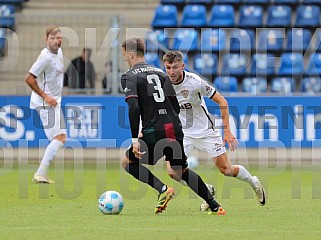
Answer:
[
  {"left": 211, "top": 92, "right": 238, "bottom": 151},
  {"left": 25, "top": 73, "right": 58, "bottom": 107}
]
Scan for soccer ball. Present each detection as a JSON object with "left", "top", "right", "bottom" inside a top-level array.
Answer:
[
  {"left": 98, "top": 190, "right": 124, "bottom": 215},
  {"left": 187, "top": 156, "right": 198, "bottom": 169}
]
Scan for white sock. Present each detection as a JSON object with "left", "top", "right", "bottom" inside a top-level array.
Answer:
[
  {"left": 235, "top": 165, "right": 256, "bottom": 188},
  {"left": 36, "top": 139, "right": 64, "bottom": 176}
]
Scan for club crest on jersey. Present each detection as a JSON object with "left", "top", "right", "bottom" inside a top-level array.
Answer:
[
  {"left": 205, "top": 86, "right": 212, "bottom": 95},
  {"left": 181, "top": 90, "right": 189, "bottom": 98}
]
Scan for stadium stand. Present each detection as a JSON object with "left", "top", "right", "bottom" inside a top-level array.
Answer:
[
  {"left": 278, "top": 52, "right": 304, "bottom": 76},
  {"left": 180, "top": 4, "right": 207, "bottom": 27},
  {"left": 230, "top": 29, "right": 255, "bottom": 51},
  {"left": 238, "top": 5, "right": 263, "bottom": 28},
  {"left": 0, "top": 27, "right": 5, "bottom": 57},
  {"left": 301, "top": 77, "right": 321, "bottom": 93},
  {"left": 306, "top": 53, "right": 321, "bottom": 76},
  {"left": 151, "top": 5, "right": 178, "bottom": 28},
  {"left": 145, "top": 29, "right": 169, "bottom": 52},
  {"left": 193, "top": 53, "right": 218, "bottom": 76},
  {"left": 145, "top": 52, "right": 161, "bottom": 68},
  {"left": 221, "top": 53, "right": 248, "bottom": 76},
  {"left": 273, "top": 0, "right": 298, "bottom": 5},
  {"left": 208, "top": 5, "right": 235, "bottom": 27},
  {"left": 286, "top": 28, "right": 311, "bottom": 52},
  {"left": 200, "top": 28, "right": 226, "bottom": 51},
  {"left": 172, "top": 29, "right": 198, "bottom": 52},
  {"left": 294, "top": 5, "right": 320, "bottom": 28},
  {"left": 266, "top": 5, "right": 292, "bottom": 28},
  {"left": 257, "top": 29, "right": 284, "bottom": 52},
  {"left": 315, "top": 29, "right": 321, "bottom": 51},
  {"left": 214, "top": 76, "right": 238, "bottom": 92},
  {"left": 250, "top": 53, "right": 275, "bottom": 76},
  {"left": 271, "top": 77, "right": 296, "bottom": 93},
  {"left": 0, "top": 4, "right": 15, "bottom": 30},
  {"left": 242, "top": 77, "right": 267, "bottom": 94}
]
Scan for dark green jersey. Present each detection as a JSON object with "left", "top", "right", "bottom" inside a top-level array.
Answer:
[{"left": 121, "top": 62, "right": 183, "bottom": 144}]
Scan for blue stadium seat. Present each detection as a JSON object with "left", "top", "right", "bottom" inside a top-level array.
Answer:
[
  {"left": 315, "top": 29, "right": 321, "bottom": 52},
  {"left": 250, "top": 53, "right": 275, "bottom": 76},
  {"left": 0, "top": 4, "right": 15, "bottom": 29},
  {"left": 0, "top": 0, "right": 24, "bottom": 8},
  {"left": 151, "top": 5, "right": 178, "bottom": 28},
  {"left": 302, "top": 0, "right": 321, "bottom": 4},
  {"left": 295, "top": 5, "right": 320, "bottom": 27},
  {"left": 230, "top": 29, "right": 255, "bottom": 51},
  {"left": 0, "top": 28, "right": 6, "bottom": 57},
  {"left": 278, "top": 53, "right": 304, "bottom": 75},
  {"left": 242, "top": 77, "right": 267, "bottom": 94},
  {"left": 181, "top": 4, "right": 207, "bottom": 27},
  {"left": 172, "top": 29, "right": 198, "bottom": 52},
  {"left": 238, "top": 5, "right": 263, "bottom": 28},
  {"left": 208, "top": 5, "right": 235, "bottom": 27},
  {"left": 145, "top": 52, "right": 160, "bottom": 68},
  {"left": 243, "top": 0, "right": 269, "bottom": 4},
  {"left": 213, "top": 76, "right": 238, "bottom": 92},
  {"left": 286, "top": 28, "right": 311, "bottom": 52},
  {"left": 193, "top": 53, "right": 218, "bottom": 76},
  {"left": 216, "top": 0, "right": 242, "bottom": 4},
  {"left": 271, "top": 77, "right": 296, "bottom": 93},
  {"left": 221, "top": 53, "right": 248, "bottom": 76},
  {"left": 258, "top": 29, "right": 284, "bottom": 52},
  {"left": 200, "top": 29, "right": 226, "bottom": 51},
  {"left": 301, "top": 77, "right": 321, "bottom": 93},
  {"left": 145, "top": 30, "right": 169, "bottom": 52},
  {"left": 189, "top": 0, "right": 214, "bottom": 3},
  {"left": 274, "top": 0, "right": 298, "bottom": 4},
  {"left": 306, "top": 53, "right": 321, "bottom": 76},
  {"left": 266, "top": 5, "right": 292, "bottom": 28}
]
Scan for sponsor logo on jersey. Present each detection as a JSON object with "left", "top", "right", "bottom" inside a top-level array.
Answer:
[{"left": 181, "top": 90, "right": 189, "bottom": 98}]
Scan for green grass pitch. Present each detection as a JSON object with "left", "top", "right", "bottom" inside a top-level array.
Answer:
[{"left": 0, "top": 161, "right": 321, "bottom": 240}]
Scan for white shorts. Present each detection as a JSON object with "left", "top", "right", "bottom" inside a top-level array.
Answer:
[
  {"left": 37, "top": 105, "right": 67, "bottom": 141},
  {"left": 184, "top": 135, "right": 226, "bottom": 158}
]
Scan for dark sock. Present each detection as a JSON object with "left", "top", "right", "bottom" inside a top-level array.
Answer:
[
  {"left": 182, "top": 169, "right": 221, "bottom": 211},
  {"left": 125, "top": 162, "right": 165, "bottom": 194}
]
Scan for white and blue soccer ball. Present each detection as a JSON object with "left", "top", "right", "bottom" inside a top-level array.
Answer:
[
  {"left": 98, "top": 190, "right": 124, "bottom": 215},
  {"left": 187, "top": 156, "right": 199, "bottom": 169}
]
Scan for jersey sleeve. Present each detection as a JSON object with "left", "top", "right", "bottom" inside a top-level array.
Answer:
[
  {"left": 200, "top": 78, "right": 216, "bottom": 99},
  {"left": 121, "top": 73, "right": 138, "bottom": 101},
  {"left": 29, "top": 50, "right": 49, "bottom": 78}
]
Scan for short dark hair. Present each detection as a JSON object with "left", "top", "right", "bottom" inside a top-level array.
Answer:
[
  {"left": 121, "top": 38, "right": 145, "bottom": 57},
  {"left": 163, "top": 50, "right": 183, "bottom": 64}
]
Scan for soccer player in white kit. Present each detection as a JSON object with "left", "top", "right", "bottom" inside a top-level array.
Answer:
[
  {"left": 25, "top": 26, "right": 66, "bottom": 184},
  {"left": 163, "top": 51, "right": 266, "bottom": 210}
]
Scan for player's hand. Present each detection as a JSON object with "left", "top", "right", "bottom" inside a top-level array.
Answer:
[
  {"left": 224, "top": 130, "right": 238, "bottom": 151},
  {"left": 44, "top": 95, "right": 58, "bottom": 107},
  {"left": 132, "top": 142, "right": 146, "bottom": 159}
]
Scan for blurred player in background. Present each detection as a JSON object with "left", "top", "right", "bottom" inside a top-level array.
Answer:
[
  {"left": 163, "top": 51, "right": 266, "bottom": 210},
  {"left": 25, "top": 26, "right": 66, "bottom": 184},
  {"left": 120, "top": 37, "right": 226, "bottom": 215}
]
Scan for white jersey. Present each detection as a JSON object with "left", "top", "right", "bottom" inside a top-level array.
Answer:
[
  {"left": 29, "top": 48, "right": 64, "bottom": 109},
  {"left": 172, "top": 71, "right": 221, "bottom": 139}
]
